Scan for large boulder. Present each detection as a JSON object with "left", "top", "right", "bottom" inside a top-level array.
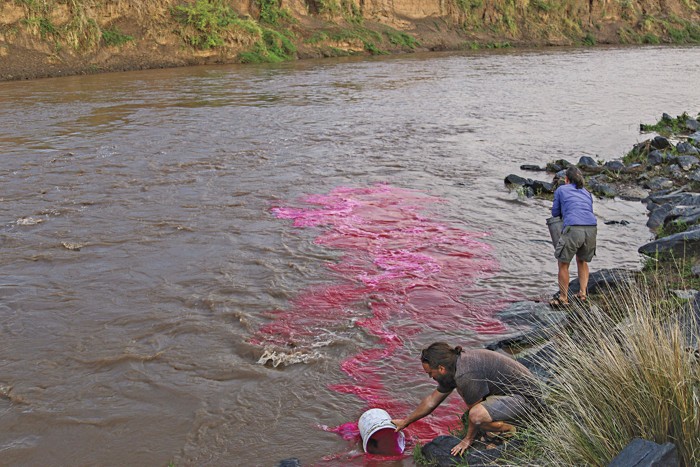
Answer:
[
  {"left": 647, "top": 150, "right": 667, "bottom": 166},
  {"left": 676, "top": 142, "right": 699, "bottom": 155},
  {"left": 651, "top": 136, "right": 672, "bottom": 150},
  {"left": 603, "top": 160, "right": 626, "bottom": 172},
  {"left": 486, "top": 301, "right": 567, "bottom": 352},
  {"left": 646, "top": 192, "right": 700, "bottom": 207},
  {"left": 578, "top": 156, "right": 598, "bottom": 168},
  {"left": 644, "top": 177, "right": 674, "bottom": 191},
  {"left": 647, "top": 203, "right": 675, "bottom": 230},
  {"left": 568, "top": 268, "right": 636, "bottom": 296},
  {"left": 676, "top": 155, "right": 699, "bottom": 171},
  {"left": 686, "top": 118, "right": 700, "bottom": 132},
  {"left": 504, "top": 174, "right": 532, "bottom": 187},
  {"left": 421, "top": 435, "right": 517, "bottom": 467},
  {"left": 588, "top": 175, "right": 617, "bottom": 198},
  {"left": 663, "top": 205, "right": 700, "bottom": 228},
  {"left": 608, "top": 438, "right": 678, "bottom": 467},
  {"left": 638, "top": 226, "right": 700, "bottom": 257}
]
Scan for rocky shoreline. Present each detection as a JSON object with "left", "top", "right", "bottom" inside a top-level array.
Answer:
[
  {"left": 279, "top": 113, "right": 700, "bottom": 467},
  {"left": 505, "top": 111, "right": 700, "bottom": 261},
  {"left": 412, "top": 111, "right": 700, "bottom": 467}
]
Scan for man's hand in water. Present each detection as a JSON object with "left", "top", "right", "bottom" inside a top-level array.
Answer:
[
  {"left": 450, "top": 438, "right": 472, "bottom": 456},
  {"left": 391, "top": 419, "right": 408, "bottom": 431}
]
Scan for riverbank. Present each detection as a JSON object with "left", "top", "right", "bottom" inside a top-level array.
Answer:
[
  {"left": 1, "top": 0, "right": 698, "bottom": 81},
  {"left": 448, "top": 111, "right": 700, "bottom": 467},
  {"left": 506, "top": 111, "right": 700, "bottom": 272},
  {"left": 416, "top": 112, "right": 700, "bottom": 465}
]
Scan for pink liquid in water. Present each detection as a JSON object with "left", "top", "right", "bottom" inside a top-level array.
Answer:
[
  {"left": 366, "top": 428, "right": 404, "bottom": 455},
  {"left": 250, "top": 184, "right": 507, "bottom": 455}
]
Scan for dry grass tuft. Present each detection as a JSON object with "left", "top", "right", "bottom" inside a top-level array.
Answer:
[{"left": 521, "top": 273, "right": 700, "bottom": 466}]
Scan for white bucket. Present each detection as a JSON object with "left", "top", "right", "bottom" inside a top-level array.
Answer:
[{"left": 358, "top": 408, "right": 405, "bottom": 455}]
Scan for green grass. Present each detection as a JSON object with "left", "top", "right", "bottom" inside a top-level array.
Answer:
[
  {"left": 640, "top": 112, "right": 696, "bottom": 136},
  {"left": 102, "top": 26, "right": 133, "bottom": 47},
  {"left": 257, "top": 0, "right": 292, "bottom": 26},
  {"left": 171, "top": 0, "right": 240, "bottom": 49},
  {"left": 384, "top": 30, "right": 419, "bottom": 49}
]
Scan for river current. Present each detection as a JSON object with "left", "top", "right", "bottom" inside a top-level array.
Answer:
[{"left": 1, "top": 46, "right": 699, "bottom": 466}]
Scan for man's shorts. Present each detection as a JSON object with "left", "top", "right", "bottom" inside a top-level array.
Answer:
[
  {"left": 481, "top": 394, "right": 537, "bottom": 424},
  {"left": 554, "top": 225, "right": 597, "bottom": 264}
]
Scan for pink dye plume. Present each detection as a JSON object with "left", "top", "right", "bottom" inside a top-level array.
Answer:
[{"left": 251, "top": 184, "right": 506, "bottom": 448}]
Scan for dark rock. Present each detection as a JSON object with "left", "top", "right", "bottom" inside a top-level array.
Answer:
[
  {"left": 604, "top": 220, "right": 630, "bottom": 226},
  {"left": 693, "top": 263, "right": 700, "bottom": 277},
  {"left": 677, "top": 155, "right": 699, "bottom": 171},
  {"left": 520, "top": 164, "right": 545, "bottom": 171},
  {"left": 676, "top": 142, "right": 699, "bottom": 155},
  {"left": 504, "top": 174, "right": 532, "bottom": 186},
  {"left": 689, "top": 169, "right": 700, "bottom": 182},
  {"left": 638, "top": 225, "right": 700, "bottom": 257},
  {"left": 663, "top": 206, "right": 700, "bottom": 231},
  {"left": 608, "top": 438, "right": 678, "bottom": 467},
  {"left": 568, "top": 268, "right": 636, "bottom": 296},
  {"left": 668, "top": 164, "right": 684, "bottom": 179},
  {"left": 647, "top": 203, "right": 675, "bottom": 230},
  {"left": 651, "top": 136, "right": 671, "bottom": 150},
  {"left": 422, "top": 435, "right": 515, "bottom": 467},
  {"left": 487, "top": 301, "right": 567, "bottom": 351},
  {"left": 647, "top": 150, "right": 666, "bottom": 166},
  {"left": 603, "top": 160, "right": 626, "bottom": 172},
  {"left": 686, "top": 118, "right": 700, "bottom": 132},
  {"left": 632, "top": 141, "right": 652, "bottom": 157},
  {"left": 647, "top": 192, "right": 700, "bottom": 207},
  {"left": 644, "top": 177, "right": 674, "bottom": 191},
  {"left": 516, "top": 343, "right": 558, "bottom": 382},
  {"left": 547, "top": 159, "right": 573, "bottom": 173},
  {"left": 523, "top": 186, "right": 535, "bottom": 198},
  {"left": 689, "top": 131, "right": 700, "bottom": 144},
  {"left": 577, "top": 156, "right": 598, "bottom": 168},
  {"left": 588, "top": 175, "right": 617, "bottom": 198},
  {"left": 531, "top": 180, "right": 555, "bottom": 194},
  {"left": 278, "top": 459, "right": 302, "bottom": 467},
  {"left": 422, "top": 436, "right": 463, "bottom": 466},
  {"left": 662, "top": 113, "right": 674, "bottom": 122}
]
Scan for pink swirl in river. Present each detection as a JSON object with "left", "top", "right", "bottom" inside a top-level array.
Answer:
[{"left": 251, "top": 184, "right": 506, "bottom": 456}]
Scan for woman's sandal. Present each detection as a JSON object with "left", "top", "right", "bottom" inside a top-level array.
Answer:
[
  {"left": 574, "top": 292, "right": 587, "bottom": 302},
  {"left": 549, "top": 295, "right": 571, "bottom": 309}
]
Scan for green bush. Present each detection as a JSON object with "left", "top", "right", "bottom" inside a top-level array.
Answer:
[
  {"left": 385, "top": 30, "right": 418, "bottom": 49},
  {"left": 172, "top": 0, "right": 239, "bottom": 49},
  {"left": 257, "top": 0, "right": 291, "bottom": 26},
  {"left": 239, "top": 27, "right": 296, "bottom": 63},
  {"left": 102, "top": 26, "right": 133, "bottom": 46},
  {"left": 582, "top": 32, "right": 596, "bottom": 46}
]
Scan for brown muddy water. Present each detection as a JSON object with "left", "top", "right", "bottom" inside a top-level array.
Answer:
[{"left": 1, "top": 46, "right": 699, "bottom": 466}]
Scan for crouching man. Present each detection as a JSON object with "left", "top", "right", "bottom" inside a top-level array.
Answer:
[{"left": 392, "top": 342, "right": 543, "bottom": 456}]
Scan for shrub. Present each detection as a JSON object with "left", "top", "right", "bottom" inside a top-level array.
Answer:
[
  {"left": 172, "top": 0, "right": 239, "bottom": 49},
  {"left": 102, "top": 26, "right": 133, "bottom": 47}
]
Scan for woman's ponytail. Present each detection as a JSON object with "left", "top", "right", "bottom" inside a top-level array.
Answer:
[{"left": 566, "top": 166, "right": 585, "bottom": 189}]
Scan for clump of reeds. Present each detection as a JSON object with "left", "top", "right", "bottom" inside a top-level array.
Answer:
[{"left": 521, "top": 272, "right": 700, "bottom": 466}]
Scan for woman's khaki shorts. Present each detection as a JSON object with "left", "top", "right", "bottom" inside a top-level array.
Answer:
[{"left": 554, "top": 225, "right": 597, "bottom": 263}]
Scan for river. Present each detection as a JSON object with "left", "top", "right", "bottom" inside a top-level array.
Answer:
[{"left": 1, "top": 45, "right": 699, "bottom": 466}]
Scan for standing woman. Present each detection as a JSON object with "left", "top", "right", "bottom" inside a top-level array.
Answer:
[{"left": 550, "top": 166, "right": 597, "bottom": 308}]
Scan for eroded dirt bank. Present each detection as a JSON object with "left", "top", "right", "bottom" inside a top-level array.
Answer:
[{"left": 0, "top": 0, "right": 698, "bottom": 81}]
